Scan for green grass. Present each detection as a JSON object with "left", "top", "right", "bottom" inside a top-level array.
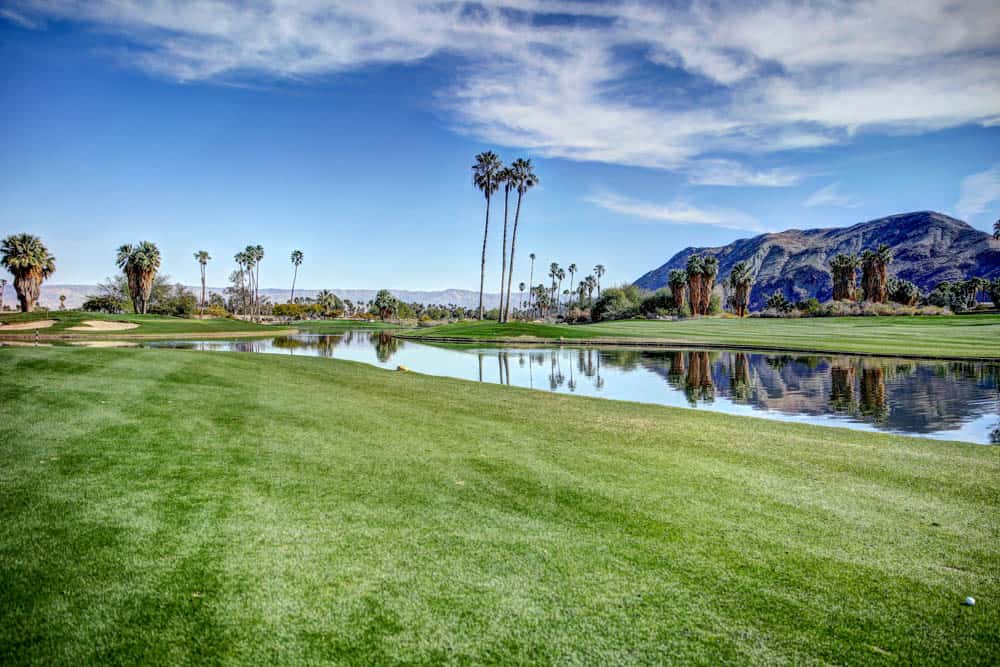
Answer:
[
  {"left": 406, "top": 315, "right": 1000, "bottom": 359},
  {"left": 292, "top": 319, "right": 405, "bottom": 334},
  {"left": 1, "top": 347, "right": 997, "bottom": 664},
  {"left": 0, "top": 310, "right": 284, "bottom": 337}
]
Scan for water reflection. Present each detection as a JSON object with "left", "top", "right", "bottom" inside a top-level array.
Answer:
[{"left": 145, "top": 332, "right": 999, "bottom": 444}]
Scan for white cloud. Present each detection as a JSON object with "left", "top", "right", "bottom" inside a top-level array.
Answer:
[
  {"left": 587, "top": 192, "right": 763, "bottom": 232},
  {"left": 803, "top": 183, "right": 862, "bottom": 209},
  {"left": 956, "top": 165, "right": 1000, "bottom": 221},
  {"left": 0, "top": 8, "right": 41, "bottom": 28},
  {"left": 685, "top": 160, "right": 800, "bottom": 187},
  {"left": 7, "top": 1, "right": 1000, "bottom": 174}
]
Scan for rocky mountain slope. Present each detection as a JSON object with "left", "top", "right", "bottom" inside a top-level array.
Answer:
[{"left": 634, "top": 211, "right": 999, "bottom": 310}]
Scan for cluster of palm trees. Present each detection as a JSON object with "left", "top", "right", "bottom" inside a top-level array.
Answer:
[
  {"left": 472, "top": 151, "right": 538, "bottom": 322},
  {"left": 830, "top": 244, "right": 893, "bottom": 303},
  {"left": 1, "top": 233, "right": 55, "bottom": 313},
  {"left": 680, "top": 254, "right": 720, "bottom": 316},
  {"left": 116, "top": 242, "right": 162, "bottom": 314}
]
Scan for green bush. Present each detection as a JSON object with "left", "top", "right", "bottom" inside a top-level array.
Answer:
[{"left": 592, "top": 285, "right": 645, "bottom": 321}]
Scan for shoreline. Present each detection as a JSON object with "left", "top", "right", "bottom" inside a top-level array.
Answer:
[
  {"left": 0, "top": 328, "right": 298, "bottom": 341},
  {"left": 396, "top": 333, "right": 1000, "bottom": 362}
]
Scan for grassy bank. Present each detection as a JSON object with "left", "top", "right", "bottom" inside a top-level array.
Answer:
[
  {"left": 292, "top": 319, "right": 404, "bottom": 334},
  {"left": 1, "top": 347, "right": 997, "bottom": 663},
  {"left": 0, "top": 310, "right": 287, "bottom": 338},
  {"left": 404, "top": 315, "right": 1000, "bottom": 359}
]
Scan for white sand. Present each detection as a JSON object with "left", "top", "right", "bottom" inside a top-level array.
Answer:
[
  {"left": 69, "top": 340, "right": 139, "bottom": 348},
  {"left": 0, "top": 319, "right": 56, "bottom": 331},
  {"left": 66, "top": 320, "right": 140, "bottom": 332}
]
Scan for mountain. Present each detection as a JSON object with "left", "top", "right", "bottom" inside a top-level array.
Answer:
[
  {"left": 634, "top": 211, "right": 1000, "bottom": 310},
  {"left": 7, "top": 285, "right": 503, "bottom": 311}
]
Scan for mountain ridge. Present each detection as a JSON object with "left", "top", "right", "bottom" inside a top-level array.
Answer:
[{"left": 634, "top": 211, "right": 999, "bottom": 309}]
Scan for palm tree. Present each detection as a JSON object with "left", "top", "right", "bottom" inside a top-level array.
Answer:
[
  {"left": 497, "top": 166, "right": 513, "bottom": 322},
  {"left": 994, "top": 219, "right": 1000, "bottom": 240},
  {"left": 861, "top": 244, "right": 893, "bottom": 303},
  {"left": 289, "top": 250, "right": 304, "bottom": 303},
  {"left": 59, "top": 294, "right": 66, "bottom": 311},
  {"left": 556, "top": 268, "right": 566, "bottom": 311},
  {"left": 527, "top": 252, "right": 536, "bottom": 308},
  {"left": 700, "top": 256, "right": 719, "bottom": 315},
  {"left": 472, "top": 151, "right": 503, "bottom": 319},
  {"left": 583, "top": 275, "right": 596, "bottom": 305},
  {"left": 373, "top": 289, "right": 397, "bottom": 321},
  {"left": 685, "top": 254, "right": 704, "bottom": 315},
  {"left": 1, "top": 234, "right": 55, "bottom": 313},
  {"left": 727, "top": 261, "right": 754, "bottom": 317},
  {"left": 242, "top": 247, "right": 258, "bottom": 318},
  {"left": 503, "top": 158, "right": 539, "bottom": 322},
  {"left": 567, "top": 264, "right": 577, "bottom": 304},
  {"left": 316, "top": 289, "right": 337, "bottom": 316},
  {"left": 252, "top": 245, "right": 264, "bottom": 320},
  {"left": 194, "top": 250, "right": 211, "bottom": 314},
  {"left": 518, "top": 282, "right": 526, "bottom": 313},
  {"left": 548, "top": 262, "right": 559, "bottom": 306},
  {"left": 0, "top": 278, "right": 6, "bottom": 312},
  {"left": 668, "top": 269, "right": 687, "bottom": 313},
  {"left": 233, "top": 251, "right": 249, "bottom": 317},
  {"left": 594, "top": 264, "right": 605, "bottom": 298},
  {"left": 830, "top": 253, "right": 860, "bottom": 301},
  {"left": 116, "top": 241, "right": 161, "bottom": 314}
]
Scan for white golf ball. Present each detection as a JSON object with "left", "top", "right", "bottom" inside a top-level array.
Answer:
[{"left": 963, "top": 596, "right": 976, "bottom": 606}]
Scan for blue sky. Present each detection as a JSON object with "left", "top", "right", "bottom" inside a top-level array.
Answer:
[{"left": 1, "top": 1, "right": 998, "bottom": 292}]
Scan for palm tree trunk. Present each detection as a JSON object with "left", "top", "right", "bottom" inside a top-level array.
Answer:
[
  {"left": 290, "top": 265, "right": 299, "bottom": 304},
  {"left": 478, "top": 194, "right": 491, "bottom": 320},
  {"left": 527, "top": 253, "right": 534, "bottom": 309},
  {"left": 498, "top": 186, "right": 510, "bottom": 322},
  {"left": 200, "top": 265, "right": 206, "bottom": 315},
  {"left": 503, "top": 191, "right": 523, "bottom": 323}
]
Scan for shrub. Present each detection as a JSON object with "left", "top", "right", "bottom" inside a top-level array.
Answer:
[
  {"left": 795, "top": 298, "right": 822, "bottom": 315},
  {"left": 592, "top": 284, "right": 645, "bottom": 321},
  {"left": 765, "top": 292, "right": 793, "bottom": 313},
  {"left": 639, "top": 288, "right": 674, "bottom": 317}
]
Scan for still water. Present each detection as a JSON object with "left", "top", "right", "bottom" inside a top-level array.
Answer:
[{"left": 145, "top": 331, "right": 999, "bottom": 444}]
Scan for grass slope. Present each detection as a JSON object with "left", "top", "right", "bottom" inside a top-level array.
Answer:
[
  {"left": 406, "top": 315, "right": 1000, "bottom": 359},
  {"left": 0, "top": 310, "right": 283, "bottom": 337},
  {"left": 1, "top": 347, "right": 997, "bottom": 664},
  {"left": 292, "top": 319, "right": 404, "bottom": 334}
]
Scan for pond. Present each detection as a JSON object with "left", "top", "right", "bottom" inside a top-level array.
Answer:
[{"left": 144, "top": 331, "right": 1000, "bottom": 444}]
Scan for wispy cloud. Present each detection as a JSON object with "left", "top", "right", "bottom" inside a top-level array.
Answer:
[
  {"left": 685, "top": 159, "right": 801, "bottom": 187},
  {"left": 0, "top": 8, "right": 41, "bottom": 28},
  {"left": 955, "top": 165, "right": 1000, "bottom": 221},
  {"left": 7, "top": 1, "right": 1000, "bottom": 175},
  {"left": 587, "top": 192, "right": 763, "bottom": 232},
  {"left": 803, "top": 183, "right": 862, "bottom": 209}
]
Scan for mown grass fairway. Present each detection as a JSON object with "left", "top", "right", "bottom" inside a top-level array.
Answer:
[
  {"left": 406, "top": 315, "right": 1000, "bottom": 359},
  {"left": 0, "top": 310, "right": 285, "bottom": 337},
  {"left": 1, "top": 347, "right": 997, "bottom": 664}
]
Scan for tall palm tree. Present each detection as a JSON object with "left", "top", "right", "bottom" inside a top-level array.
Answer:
[
  {"left": 686, "top": 254, "right": 704, "bottom": 316},
  {"left": 726, "top": 261, "right": 754, "bottom": 317},
  {"left": 668, "top": 269, "right": 687, "bottom": 313},
  {"left": 700, "top": 256, "right": 719, "bottom": 315},
  {"left": 861, "top": 244, "right": 893, "bottom": 303},
  {"left": 472, "top": 151, "right": 503, "bottom": 319},
  {"left": 527, "top": 252, "right": 536, "bottom": 308},
  {"left": 116, "top": 241, "right": 161, "bottom": 314},
  {"left": 497, "top": 167, "right": 513, "bottom": 321},
  {"left": 289, "top": 250, "right": 304, "bottom": 303},
  {"left": 194, "top": 250, "right": 211, "bottom": 314},
  {"left": 242, "top": 247, "right": 258, "bottom": 319},
  {"left": 567, "top": 263, "right": 577, "bottom": 304},
  {"left": 503, "top": 158, "right": 538, "bottom": 322},
  {"left": 594, "top": 264, "right": 605, "bottom": 298},
  {"left": 0, "top": 278, "right": 6, "bottom": 312},
  {"left": 830, "top": 253, "right": 860, "bottom": 301},
  {"left": 548, "top": 262, "right": 559, "bottom": 306},
  {"left": 556, "top": 268, "right": 566, "bottom": 311},
  {"left": 1, "top": 234, "right": 55, "bottom": 313},
  {"left": 252, "top": 245, "right": 264, "bottom": 320},
  {"left": 234, "top": 251, "right": 249, "bottom": 317},
  {"left": 583, "top": 275, "right": 596, "bottom": 305}
]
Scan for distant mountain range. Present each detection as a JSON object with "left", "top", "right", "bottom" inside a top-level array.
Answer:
[
  {"left": 634, "top": 211, "right": 1000, "bottom": 310},
  {"left": 8, "top": 286, "right": 503, "bottom": 311}
]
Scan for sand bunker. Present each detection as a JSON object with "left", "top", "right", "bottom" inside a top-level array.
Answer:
[
  {"left": 69, "top": 340, "right": 139, "bottom": 348},
  {"left": 0, "top": 319, "right": 56, "bottom": 331},
  {"left": 67, "top": 320, "right": 140, "bottom": 332}
]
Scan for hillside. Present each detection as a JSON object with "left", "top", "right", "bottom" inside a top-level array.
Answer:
[{"left": 634, "top": 211, "right": 999, "bottom": 309}]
